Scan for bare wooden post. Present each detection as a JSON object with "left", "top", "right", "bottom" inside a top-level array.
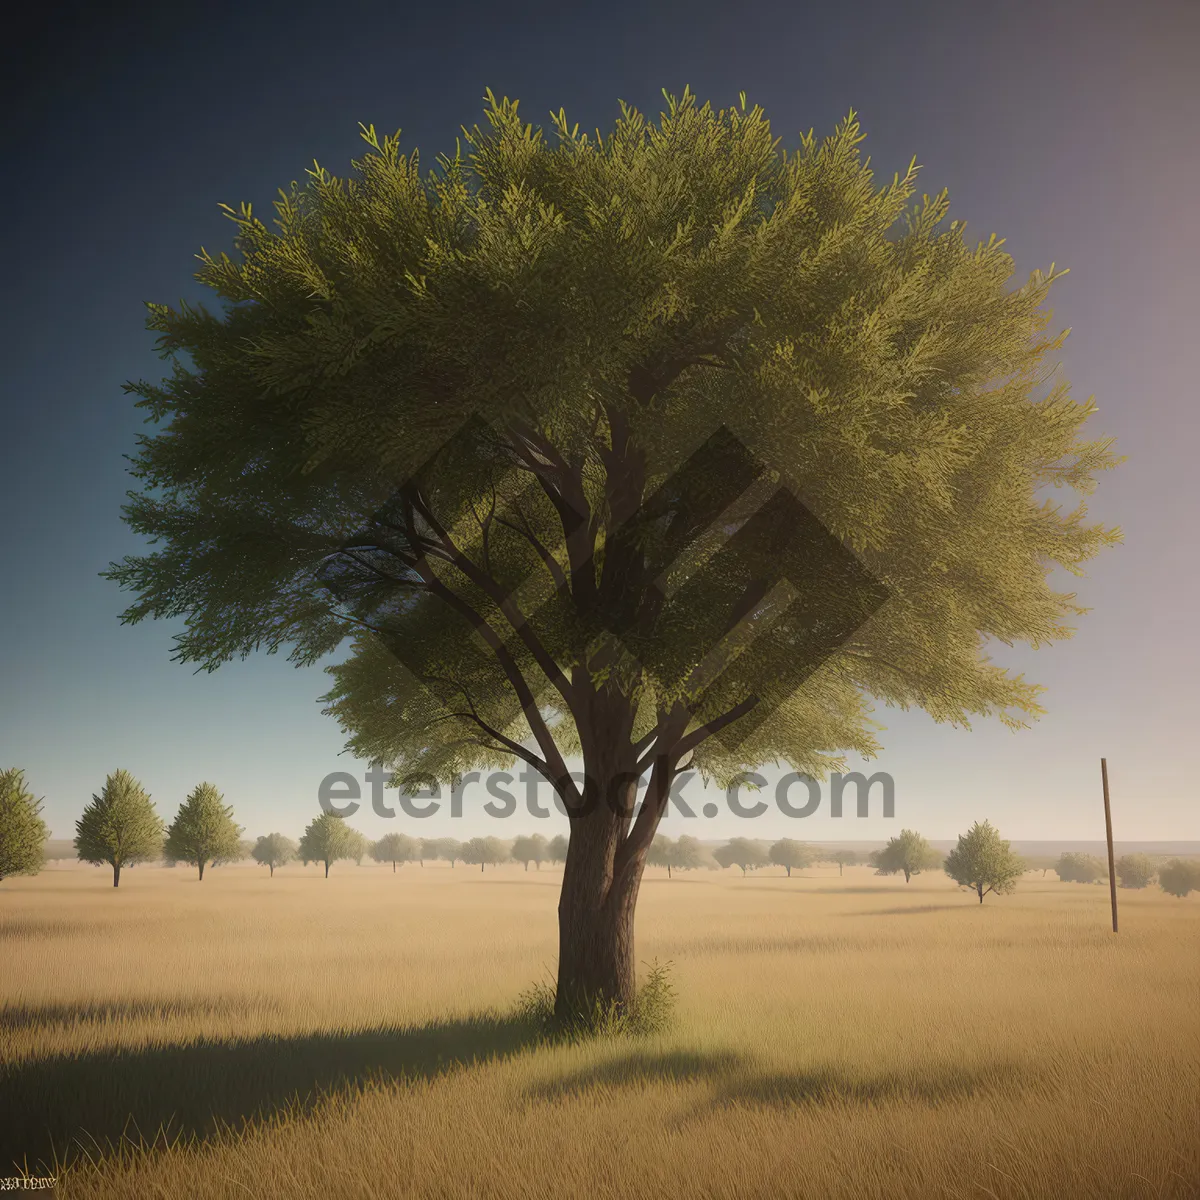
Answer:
[{"left": 1101, "top": 758, "right": 1118, "bottom": 933}]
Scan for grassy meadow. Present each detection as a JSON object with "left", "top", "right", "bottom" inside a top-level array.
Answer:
[{"left": 2, "top": 860, "right": 1198, "bottom": 1198}]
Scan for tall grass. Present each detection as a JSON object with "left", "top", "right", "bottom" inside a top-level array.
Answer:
[{"left": 2, "top": 861, "right": 1197, "bottom": 1197}]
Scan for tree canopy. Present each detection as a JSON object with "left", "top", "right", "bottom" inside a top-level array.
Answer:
[
  {"left": 0, "top": 769, "right": 49, "bottom": 882},
  {"left": 768, "top": 838, "right": 814, "bottom": 876},
  {"left": 75, "top": 770, "right": 165, "bottom": 887},
  {"left": 372, "top": 831, "right": 418, "bottom": 870},
  {"left": 164, "top": 782, "right": 244, "bottom": 880},
  {"left": 943, "top": 821, "right": 1023, "bottom": 903},
  {"left": 252, "top": 832, "right": 298, "bottom": 876},
  {"left": 871, "top": 829, "right": 941, "bottom": 882},
  {"left": 1055, "top": 851, "right": 1107, "bottom": 883},
  {"left": 714, "top": 837, "right": 769, "bottom": 875},
  {"left": 512, "top": 832, "right": 549, "bottom": 869},
  {"left": 101, "top": 87, "right": 1120, "bottom": 1015},
  {"left": 298, "top": 812, "right": 357, "bottom": 877}
]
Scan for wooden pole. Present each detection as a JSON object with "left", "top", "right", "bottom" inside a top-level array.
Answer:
[{"left": 1101, "top": 758, "right": 1118, "bottom": 933}]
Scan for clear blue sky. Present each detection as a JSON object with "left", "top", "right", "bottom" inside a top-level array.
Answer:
[{"left": 1, "top": 0, "right": 1196, "bottom": 842}]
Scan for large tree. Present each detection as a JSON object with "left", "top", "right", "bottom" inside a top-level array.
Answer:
[
  {"left": 0, "top": 769, "right": 50, "bottom": 883},
  {"left": 164, "top": 782, "right": 245, "bottom": 880},
  {"left": 75, "top": 770, "right": 164, "bottom": 887},
  {"left": 103, "top": 89, "right": 1119, "bottom": 1018}
]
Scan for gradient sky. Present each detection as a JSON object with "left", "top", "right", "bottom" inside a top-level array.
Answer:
[{"left": 2, "top": 0, "right": 1196, "bottom": 844}]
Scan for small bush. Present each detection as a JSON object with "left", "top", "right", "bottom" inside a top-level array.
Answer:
[
  {"left": 516, "top": 959, "right": 677, "bottom": 1040},
  {"left": 1158, "top": 858, "right": 1200, "bottom": 898}
]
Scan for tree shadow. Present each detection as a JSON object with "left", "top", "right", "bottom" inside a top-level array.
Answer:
[
  {"left": 842, "top": 904, "right": 968, "bottom": 916},
  {"left": 0, "top": 997, "right": 251, "bottom": 1030},
  {"left": 1, "top": 1010, "right": 542, "bottom": 1174},
  {"left": 528, "top": 1048, "right": 746, "bottom": 1100},
  {"left": 526, "top": 1050, "right": 1025, "bottom": 1113}
]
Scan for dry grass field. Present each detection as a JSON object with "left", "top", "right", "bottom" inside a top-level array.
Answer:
[{"left": 2, "top": 860, "right": 1198, "bottom": 1199}]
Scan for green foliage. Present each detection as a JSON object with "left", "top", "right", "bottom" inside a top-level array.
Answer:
[
  {"left": 511, "top": 833, "right": 548, "bottom": 868},
  {"left": 251, "top": 832, "right": 298, "bottom": 874},
  {"left": 344, "top": 827, "right": 370, "bottom": 865},
  {"left": 713, "top": 837, "right": 769, "bottom": 875},
  {"left": 1114, "top": 852, "right": 1156, "bottom": 889},
  {"left": 371, "top": 832, "right": 417, "bottom": 868},
  {"left": 517, "top": 959, "right": 677, "bottom": 1039},
  {"left": 1158, "top": 859, "right": 1200, "bottom": 898},
  {"left": 104, "top": 87, "right": 1120, "bottom": 802},
  {"left": 74, "top": 770, "right": 165, "bottom": 885},
  {"left": 0, "top": 769, "right": 49, "bottom": 881},
  {"left": 871, "top": 829, "right": 941, "bottom": 881},
  {"left": 1055, "top": 851, "right": 1107, "bottom": 883},
  {"left": 768, "top": 838, "right": 814, "bottom": 876},
  {"left": 297, "top": 812, "right": 357, "bottom": 875},
  {"left": 101, "top": 87, "right": 1120, "bottom": 1006},
  {"left": 944, "top": 821, "right": 1023, "bottom": 903},
  {"left": 462, "top": 835, "right": 509, "bottom": 870},
  {"left": 164, "top": 782, "right": 244, "bottom": 878}
]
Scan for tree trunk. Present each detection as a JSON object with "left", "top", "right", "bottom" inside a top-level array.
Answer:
[
  {"left": 667, "top": 863, "right": 671, "bottom": 879},
  {"left": 524, "top": 862, "right": 529, "bottom": 871},
  {"left": 324, "top": 861, "right": 330, "bottom": 878},
  {"left": 113, "top": 861, "right": 121, "bottom": 888},
  {"left": 785, "top": 865, "right": 791, "bottom": 877},
  {"left": 554, "top": 755, "right": 644, "bottom": 1020},
  {"left": 480, "top": 860, "right": 485, "bottom": 873},
  {"left": 903, "top": 868, "right": 911, "bottom": 882},
  {"left": 977, "top": 884, "right": 984, "bottom": 903},
  {"left": 839, "top": 863, "right": 844, "bottom": 876},
  {"left": 393, "top": 860, "right": 397, "bottom": 872},
  {"left": 198, "top": 860, "right": 205, "bottom": 882},
  {"left": 269, "top": 863, "right": 275, "bottom": 877}
]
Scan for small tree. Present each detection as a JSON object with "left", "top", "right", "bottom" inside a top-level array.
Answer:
[
  {"left": 298, "top": 812, "right": 356, "bottom": 877},
  {"left": 829, "top": 849, "right": 858, "bottom": 876},
  {"left": 673, "top": 834, "right": 710, "bottom": 872},
  {"left": 0, "top": 769, "right": 50, "bottom": 883},
  {"left": 251, "top": 832, "right": 297, "bottom": 876},
  {"left": 648, "top": 834, "right": 677, "bottom": 878},
  {"left": 435, "top": 837, "right": 463, "bottom": 868},
  {"left": 164, "top": 782, "right": 244, "bottom": 880},
  {"left": 1055, "top": 851, "right": 1107, "bottom": 883},
  {"left": 769, "top": 838, "right": 814, "bottom": 878},
  {"left": 75, "top": 769, "right": 164, "bottom": 887},
  {"left": 547, "top": 834, "right": 569, "bottom": 866},
  {"left": 944, "top": 821, "right": 1024, "bottom": 903},
  {"left": 463, "top": 835, "right": 509, "bottom": 872},
  {"left": 1158, "top": 859, "right": 1200, "bottom": 898},
  {"left": 1115, "top": 852, "right": 1156, "bottom": 890},
  {"left": 871, "top": 830, "right": 941, "bottom": 882},
  {"left": 714, "top": 838, "right": 769, "bottom": 876},
  {"left": 372, "top": 832, "right": 417, "bottom": 872},
  {"left": 511, "top": 833, "right": 549, "bottom": 870}
]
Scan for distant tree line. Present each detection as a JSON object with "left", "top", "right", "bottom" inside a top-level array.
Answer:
[{"left": 3, "top": 768, "right": 1199, "bottom": 901}]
